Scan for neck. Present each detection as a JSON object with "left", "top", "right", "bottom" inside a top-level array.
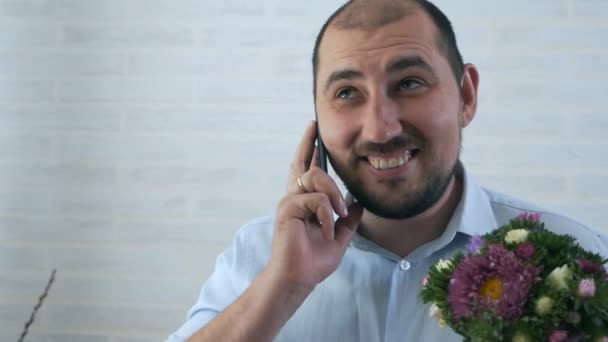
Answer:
[{"left": 357, "top": 172, "right": 464, "bottom": 258}]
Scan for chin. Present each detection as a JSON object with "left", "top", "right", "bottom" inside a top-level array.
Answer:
[
  {"left": 341, "top": 163, "right": 458, "bottom": 220},
  {"left": 356, "top": 191, "right": 431, "bottom": 219}
]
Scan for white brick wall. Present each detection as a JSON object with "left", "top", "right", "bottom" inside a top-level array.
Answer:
[{"left": 0, "top": 0, "right": 606, "bottom": 340}]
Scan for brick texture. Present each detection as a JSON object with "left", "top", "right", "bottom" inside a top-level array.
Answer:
[{"left": 0, "top": 0, "right": 606, "bottom": 340}]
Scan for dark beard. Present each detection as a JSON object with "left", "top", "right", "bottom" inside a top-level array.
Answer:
[{"left": 332, "top": 153, "right": 461, "bottom": 219}]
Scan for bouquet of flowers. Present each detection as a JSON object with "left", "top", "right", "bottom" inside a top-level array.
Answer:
[{"left": 420, "top": 213, "right": 608, "bottom": 341}]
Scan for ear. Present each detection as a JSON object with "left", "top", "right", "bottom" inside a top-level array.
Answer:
[{"left": 459, "top": 63, "right": 479, "bottom": 128}]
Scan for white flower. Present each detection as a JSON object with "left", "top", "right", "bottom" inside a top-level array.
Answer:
[
  {"left": 547, "top": 264, "right": 572, "bottom": 291},
  {"left": 435, "top": 258, "right": 452, "bottom": 271},
  {"left": 429, "top": 303, "right": 441, "bottom": 319},
  {"left": 429, "top": 303, "right": 447, "bottom": 327},
  {"left": 437, "top": 318, "right": 447, "bottom": 328},
  {"left": 505, "top": 229, "right": 529, "bottom": 244},
  {"left": 535, "top": 296, "right": 554, "bottom": 316},
  {"left": 512, "top": 334, "right": 531, "bottom": 342}
]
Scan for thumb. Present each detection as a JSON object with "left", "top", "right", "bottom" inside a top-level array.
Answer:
[{"left": 345, "top": 192, "right": 355, "bottom": 206}]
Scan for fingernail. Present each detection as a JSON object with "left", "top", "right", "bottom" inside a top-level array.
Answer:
[{"left": 341, "top": 199, "right": 349, "bottom": 217}]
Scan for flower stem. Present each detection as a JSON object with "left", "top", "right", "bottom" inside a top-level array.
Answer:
[{"left": 18, "top": 269, "right": 57, "bottom": 342}]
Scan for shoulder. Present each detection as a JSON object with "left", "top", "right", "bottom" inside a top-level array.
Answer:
[
  {"left": 483, "top": 187, "right": 608, "bottom": 256},
  {"left": 233, "top": 215, "right": 275, "bottom": 248},
  {"left": 165, "top": 216, "right": 277, "bottom": 341},
  {"left": 226, "top": 215, "right": 276, "bottom": 282}
]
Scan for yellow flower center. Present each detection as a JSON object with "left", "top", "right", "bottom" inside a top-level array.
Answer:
[{"left": 480, "top": 277, "right": 503, "bottom": 301}]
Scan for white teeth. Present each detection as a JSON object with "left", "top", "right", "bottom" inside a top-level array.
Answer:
[{"left": 368, "top": 150, "right": 414, "bottom": 170}]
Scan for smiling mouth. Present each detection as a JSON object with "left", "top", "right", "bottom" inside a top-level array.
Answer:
[{"left": 366, "top": 149, "right": 420, "bottom": 170}]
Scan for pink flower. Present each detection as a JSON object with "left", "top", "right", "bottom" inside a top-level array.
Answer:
[
  {"left": 515, "top": 242, "right": 535, "bottom": 259},
  {"left": 447, "top": 244, "right": 541, "bottom": 321},
  {"left": 422, "top": 274, "right": 430, "bottom": 287},
  {"left": 596, "top": 337, "right": 608, "bottom": 342},
  {"left": 548, "top": 330, "right": 568, "bottom": 342},
  {"left": 575, "top": 259, "right": 601, "bottom": 274},
  {"left": 517, "top": 212, "right": 542, "bottom": 223},
  {"left": 578, "top": 278, "right": 596, "bottom": 298}
]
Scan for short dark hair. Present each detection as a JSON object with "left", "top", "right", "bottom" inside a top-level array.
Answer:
[{"left": 311, "top": 0, "right": 464, "bottom": 98}]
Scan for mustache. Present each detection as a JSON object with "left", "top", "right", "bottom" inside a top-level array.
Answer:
[{"left": 355, "top": 135, "right": 424, "bottom": 155}]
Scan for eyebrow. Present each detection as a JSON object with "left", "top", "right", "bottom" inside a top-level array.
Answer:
[
  {"left": 323, "top": 69, "right": 364, "bottom": 94},
  {"left": 323, "top": 56, "right": 434, "bottom": 94}
]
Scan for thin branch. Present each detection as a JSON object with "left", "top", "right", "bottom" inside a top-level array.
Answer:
[{"left": 17, "top": 269, "right": 57, "bottom": 342}]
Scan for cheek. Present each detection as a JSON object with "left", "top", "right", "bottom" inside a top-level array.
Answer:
[
  {"left": 426, "top": 111, "right": 461, "bottom": 141},
  {"left": 407, "top": 99, "right": 462, "bottom": 152},
  {"left": 317, "top": 105, "right": 359, "bottom": 153}
]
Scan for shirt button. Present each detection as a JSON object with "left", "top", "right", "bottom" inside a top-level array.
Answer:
[{"left": 399, "top": 260, "right": 411, "bottom": 271}]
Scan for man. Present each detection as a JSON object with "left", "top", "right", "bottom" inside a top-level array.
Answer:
[{"left": 169, "top": 0, "right": 608, "bottom": 341}]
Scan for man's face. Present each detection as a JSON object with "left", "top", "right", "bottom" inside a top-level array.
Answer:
[{"left": 315, "top": 9, "right": 471, "bottom": 219}]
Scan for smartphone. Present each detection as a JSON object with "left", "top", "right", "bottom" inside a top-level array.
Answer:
[{"left": 314, "top": 111, "right": 328, "bottom": 172}]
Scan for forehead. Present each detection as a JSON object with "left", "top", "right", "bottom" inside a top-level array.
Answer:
[{"left": 318, "top": 9, "right": 441, "bottom": 76}]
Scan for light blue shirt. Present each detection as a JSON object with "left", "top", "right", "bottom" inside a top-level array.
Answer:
[{"left": 169, "top": 167, "right": 608, "bottom": 341}]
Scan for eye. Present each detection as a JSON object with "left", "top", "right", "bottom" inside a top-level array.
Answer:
[
  {"left": 399, "top": 78, "right": 423, "bottom": 90},
  {"left": 336, "top": 87, "right": 358, "bottom": 99}
]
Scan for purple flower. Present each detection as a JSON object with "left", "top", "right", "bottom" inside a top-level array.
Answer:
[
  {"left": 515, "top": 242, "right": 535, "bottom": 259},
  {"left": 548, "top": 330, "right": 568, "bottom": 342},
  {"left": 575, "top": 259, "right": 601, "bottom": 274},
  {"left": 465, "top": 235, "right": 485, "bottom": 254},
  {"left": 596, "top": 337, "right": 608, "bottom": 342},
  {"left": 517, "top": 212, "right": 542, "bottom": 223},
  {"left": 447, "top": 244, "right": 541, "bottom": 321},
  {"left": 578, "top": 278, "right": 596, "bottom": 298}
]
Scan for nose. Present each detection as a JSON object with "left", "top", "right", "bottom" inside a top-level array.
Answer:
[{"left": 360, "top": 92, "right": 403, "bottom": 144}]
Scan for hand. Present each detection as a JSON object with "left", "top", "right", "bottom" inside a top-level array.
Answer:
[{"left": 267, "top": 121, "right": 363, "bottom": 294}]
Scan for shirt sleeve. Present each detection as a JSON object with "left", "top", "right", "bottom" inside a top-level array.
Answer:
[{"left": 166, "top": 224, "right": 257, "bottom": 342}]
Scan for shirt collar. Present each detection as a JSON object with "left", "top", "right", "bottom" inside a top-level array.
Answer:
[{"left": 450, "top": 163, "right": 498, "bottom": 237}]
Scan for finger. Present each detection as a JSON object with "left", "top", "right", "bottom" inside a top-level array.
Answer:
[
  {"left": 287, "top": 121, "right": 317, "bottom": 194},
  {"left": 293, "top": 120, "right": 317, "bottom": 174},
  {"left": 335, "top": 202, "right": 363, "bottom": 246},
  {"left": 310, "top": 145, "right": 321, "bottom": 169},
  {"left": 305, "top": 195, "right": 335, "bottom": 241},
  {"left": 280, "top": 193, "right": 335, "bottom": 239},
  {"left": 301, "top": 167, "right": 347, "bottom": 217}
]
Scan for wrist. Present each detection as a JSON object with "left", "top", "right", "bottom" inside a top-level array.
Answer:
[{"left": 260, "top": 265, "right": 315, "bottom": 309}]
